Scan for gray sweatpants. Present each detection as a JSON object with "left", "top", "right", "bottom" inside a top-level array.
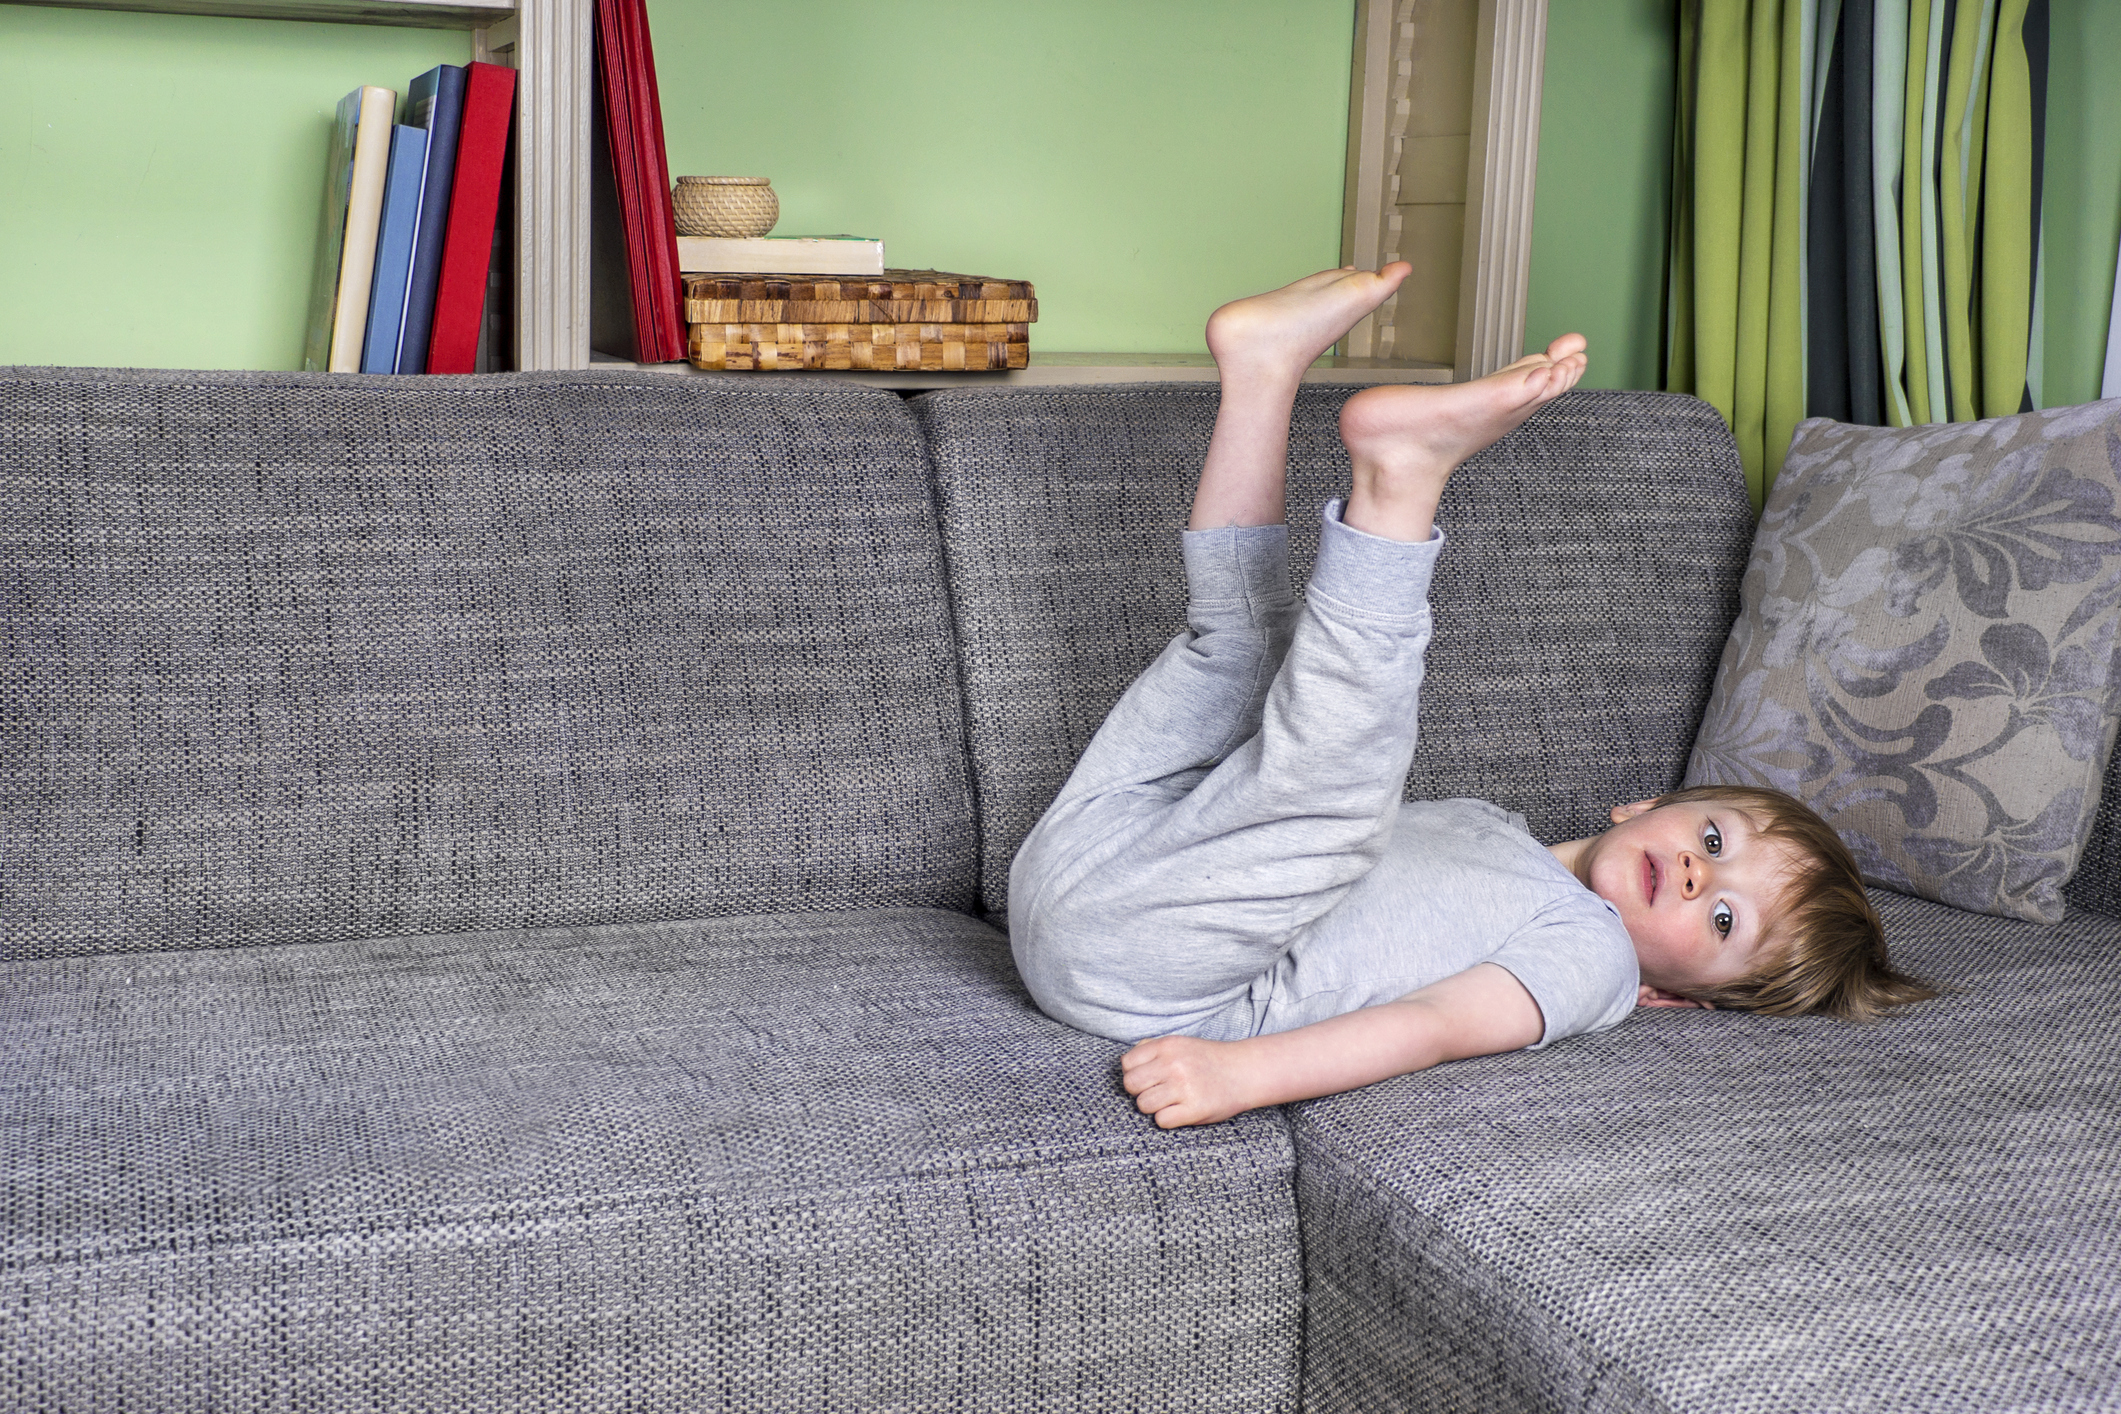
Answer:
[{"left": 1009, "top": 502, "right": 1445, "bottom": 1043}]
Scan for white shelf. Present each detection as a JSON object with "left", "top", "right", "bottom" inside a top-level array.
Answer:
[
  {"left": 8, "top": 0, "right": 511, "bottom": 26},
  {"left": 588, "top": 351, "right": 1454, "bottom": 391}
]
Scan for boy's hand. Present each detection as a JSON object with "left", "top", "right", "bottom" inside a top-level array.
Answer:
[
  {"left": 1121, "top": 1035, "right": 1257, "bottom": 1128},
  {"left": 1118, "top": 963, "right": 1544, "bottom": 1129}
]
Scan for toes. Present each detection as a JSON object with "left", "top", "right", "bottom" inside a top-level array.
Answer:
[
  {"left": 1544, "top": 331, "right": 1588, "bottom": 361},
  {"left": 1531, "top": 355, "right": 1586, "bottom": 402}
]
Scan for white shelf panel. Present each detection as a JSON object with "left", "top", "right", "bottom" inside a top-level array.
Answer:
[
  {"left": 588, "top": 351, "right": 1454, "bottom": 391},
  {"left": 8, "top": 0, "right": 512, "bottom": 26}
]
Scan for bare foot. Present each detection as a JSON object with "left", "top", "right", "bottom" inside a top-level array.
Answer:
[
  {"left": 1337, "top": 332, "right": 1589, "bottom": 541},
  {"left": 1204, "top": 263, "right": 1413, "bottom": 385},
  {"left": 1188, "top": 264, "right": 1414, "bottom": 530}
]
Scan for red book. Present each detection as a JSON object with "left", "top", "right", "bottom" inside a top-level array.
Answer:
[
  {"left": 595, "top": 0, "right": 684, "bottom": 362},
  {"left": 425, "top": 62, "right": 517, "bottom": 374},
  {"left": 620, "top": 0, "right": 682, "bottom": 345},
  {"left": 594, "top": 0, "right": 650, "bottom": 336}
]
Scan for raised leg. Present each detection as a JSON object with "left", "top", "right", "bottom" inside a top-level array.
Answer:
[{"left": 1042, "top": 263, "right": 1423, "bottom": 805}]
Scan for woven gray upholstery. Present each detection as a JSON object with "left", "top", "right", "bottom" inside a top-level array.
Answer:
[
  {"left": 0, "top": 908, "right": 1303, "bottom": 1411},
  {"left": 913, "top": 385, "right": 1754, "bottom": 919},
  {"left": 1296, "top": 887, "right": 2121, "bottom": 1413},
  {"left": 0, "top": 368, "right": 977, "bottom": 959},
  {"left": 2066, "top": 744, "right": 2121, "bottom": 918}
]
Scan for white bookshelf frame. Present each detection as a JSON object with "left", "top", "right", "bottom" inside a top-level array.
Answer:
[
  {"left": 1340, "top": 0, "right": 1547, "bottom": 380},
  {"left": 589, "top": 351, "right": 1452, "bottom": 391}
]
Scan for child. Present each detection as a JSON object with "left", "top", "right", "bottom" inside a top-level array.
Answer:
[{"left": 1009, "top": 264, "right": 1934, "bottom": 1130}]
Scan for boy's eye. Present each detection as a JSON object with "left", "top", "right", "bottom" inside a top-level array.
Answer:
[
  {"left": 1703, "top": 822, "right": 1723, "bottom": 856},
  {"left": 1712, "top": 900, "right": 1733, "bottom": 937}
]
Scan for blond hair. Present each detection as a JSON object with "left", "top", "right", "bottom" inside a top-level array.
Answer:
[{"left": 1647, "top": 785, "right": 1935, "bottom": 1020}]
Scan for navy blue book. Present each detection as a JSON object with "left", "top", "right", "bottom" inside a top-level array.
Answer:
[
  {"left": 360, "top": 123, "right": 429, "bottom": 375},
  {"left": 399, "top": 65, "right": 467, "bottom": 374}
]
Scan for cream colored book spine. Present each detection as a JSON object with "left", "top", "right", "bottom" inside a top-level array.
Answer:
[
  {"left": 676, "top": 236, "right": 885, "bottom": 276},
  {"left": 327, "top": 86, "right": 399, "bottom": 373}
]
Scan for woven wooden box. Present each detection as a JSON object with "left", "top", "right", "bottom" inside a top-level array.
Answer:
[
  {"left": 684, "top": 270, "right": 1036, "bottom": 371},
  {"left": 689, "top": 322, "right": 1031, "bottom": 372},
  {"left": 684, "top": 270, "right": 1037, "bottom": 325}
]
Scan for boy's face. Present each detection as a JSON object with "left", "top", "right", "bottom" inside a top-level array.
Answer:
[{"left": 1570, "top": 797, "right": 1796, "bottom": 1004}]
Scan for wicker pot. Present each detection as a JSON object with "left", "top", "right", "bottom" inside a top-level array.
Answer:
[{"left": 671, "top": 176, "right": 778, "bottom": 238}]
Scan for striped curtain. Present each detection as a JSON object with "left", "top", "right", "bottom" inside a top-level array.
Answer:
[{"left": 1666, "top": 0, "right": 2050, "bottom": 509}]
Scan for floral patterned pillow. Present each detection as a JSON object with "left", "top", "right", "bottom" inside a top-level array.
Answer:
[{"left": 1686, "top": 401, "right": 2121, "bottom": 922}]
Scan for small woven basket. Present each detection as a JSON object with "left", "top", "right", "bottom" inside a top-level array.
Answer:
[{"left": 672, "top": 176, "right": 778, "bottom": 238}]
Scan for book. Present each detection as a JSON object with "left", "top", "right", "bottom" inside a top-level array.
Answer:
[
  {"left": 426, "top": 61, "right": 516, "bottom": 375},
  {"left": 301, "top": 91, "right": 361, "bottom": 371},
  {"left": 682, "top": 270, "right": 1036, "bottom": 324},
  {"left": 590, "top": 0, "right": 684, "bottom": 362},
  {"left": 687, "top": 321, "right": 1030, "bottom": 373},
  {"left": 589, "top": 0, "right": 648, "bottom": 360},
  {"left": 617, "top": 0, "right": 683, "bottom": 353},
  {"left": 399, "top": 64, "right": 467, "bottom": 374},
  {"left": 676, "top": 236, "right": 887, "bottom": 277},
  {"left": 361, "top": 124, "right": 429, "bottom": 374},
  {"left": 303, "top": 85, "right": 396, "bottom": 373}
]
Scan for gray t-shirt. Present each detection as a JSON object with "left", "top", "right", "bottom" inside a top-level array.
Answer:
[{"left": 1239, "top": 798, "right": 1640, "bottom": 1047}]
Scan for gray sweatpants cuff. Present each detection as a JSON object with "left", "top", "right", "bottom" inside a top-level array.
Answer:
[
  {"left": 1178, "top": 521, "right": 1294, "bottom": 614},
  {"left": 1311, "top": 497, "right": 1445, "bottom": 620}
]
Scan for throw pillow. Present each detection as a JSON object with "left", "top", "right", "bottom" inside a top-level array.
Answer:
[{"left": 1686, "top": 401, "right": 2121, "bottom": 922}]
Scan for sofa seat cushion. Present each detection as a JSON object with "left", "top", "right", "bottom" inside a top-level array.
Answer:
[
  {"left": 1, "top": 908, "right": 1302, "bottom": 1412},
  {"left": 1293, "top": 890, "right": 2121, "bottom": 1414}
]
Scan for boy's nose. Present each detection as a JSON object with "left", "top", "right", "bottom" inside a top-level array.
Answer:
[{"left": 1678, "top": 850, "right": 1705, "bottom": 898}]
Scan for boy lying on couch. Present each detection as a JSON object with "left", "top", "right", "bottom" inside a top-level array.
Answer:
[{"left": 1008, "top": 264, "right": 1934, "bottom": 1128}]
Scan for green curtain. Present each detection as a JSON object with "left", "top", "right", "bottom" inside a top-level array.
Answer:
[
  {"left": 1666, "top": 0, "right": 2048, "bottom": 510},
  {"left": 1668, "top": 0, "right": 1810, "bottom": 509},
  {"left": 1979, "top": 0, "right": 2040, "bottom": 417}
]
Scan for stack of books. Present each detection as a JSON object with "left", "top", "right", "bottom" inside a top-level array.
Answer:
[
  {"left": 304, "top": 63, "right": 517, "bottom": 375},
  {"left": 682, "top": 270, "right": 1039, "bottom": 373}
]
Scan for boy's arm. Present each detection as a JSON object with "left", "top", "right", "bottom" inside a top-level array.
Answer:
[{"left": 1120, "top": 962, "right": 1544, "bottom": 1128}]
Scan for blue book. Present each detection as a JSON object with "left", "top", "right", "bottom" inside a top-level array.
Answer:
[
  {"left": 399, "top": 65, "right": 467, "bottom": 374},
  {"left": 361, "top": 123, "right": 429, "bottom": 375}
]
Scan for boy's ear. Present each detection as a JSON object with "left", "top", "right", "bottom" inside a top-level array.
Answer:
[
  {"left": 1636, "top": 984, "right": 1715, "bottom": 1010},
  {"left": 1609, "top": 798, "right": 1660, "bottom": 823}
]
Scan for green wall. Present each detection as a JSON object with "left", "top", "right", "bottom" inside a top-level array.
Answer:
[
  {"left": 1522, "top": 0, "right": 1677, "bottom": 392},
  {"left": 2039, "top": 0, "right": 2121, "bottom": 408},
  {"left": 2, "top": 0, "right": 2113, "bottom": 393},
  {"left": 0, "top": 7, "right": 465, "bottom": 370},
  {"left": 648, "top": 0, "right": 1352, "bottom": 355},
  {"left": 0, "top": 0, "right": 1352, "bottom": 368}
]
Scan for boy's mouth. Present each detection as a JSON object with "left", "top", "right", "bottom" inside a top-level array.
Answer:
[{"left": 1643, "top": 854, "right": 1659, "bottom": 904}]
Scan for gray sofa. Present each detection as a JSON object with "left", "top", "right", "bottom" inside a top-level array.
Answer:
[{"left": 3, "top": 367, "right": 2115, "bottom": 1413}]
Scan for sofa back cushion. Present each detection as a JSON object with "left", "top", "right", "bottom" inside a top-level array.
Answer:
[
  {"left": 2066, "top": 750, "right": 2121, "bottom": 918},
  {"left": 1, "top": 368, "right": 978, "bottom": 960},
  {"left": 916, "top": 384, "right": 1754, "bottom": 919}
]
